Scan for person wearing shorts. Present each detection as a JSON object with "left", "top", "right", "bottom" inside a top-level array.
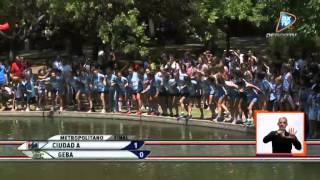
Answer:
[
  {"left": 92, "top": 68, "right": 106, "bottom": 113},
  {"left": 105, "top": 68, "right": 117, "bottom": 112},
  {"left": 168, "top": 73, "right": 179, "bottom": 117},
  {"left": 48, "top": 70, "right": 65, "bottom": 111},
  {"left": 281, "top": 63, "right": 295, "bottom": 110},
  {"left": 25, "top": 75, "right": 36, "bottom": 112},
  {"left": 115, "top": 71, "right": 128, "bottom": 112},
  {"left": 208, "top": 74, "right": 217, "bottom": 120},
  {"left": 186, "top": 74, "right": 202, "bottom": 119},
  {"left": 213, "top": 74, "right": 229, "bottom": 122},
  {"left": 177, "top": 69, "right": 189, "bottom": 118},
  {"left": 36, "top": 69, "right": 48, "bottom": 111},
  {"left": 79, "top": 69, "right": 93, "bottom": 112},
  {"left": 69, "top": 70, "right": 82, "bottom": 111},
  {"left": 159, "top": 71, "right": 170, "bottom": 116},
  {"left": 127, "top": 67, "right": 143, "bottom": 115},
  {"left": 142, "top": 72, "right": 159, "bottom": 115},
  {"left": 225, "top": 82, "right": 240, "bottom": 123},
  {"left": 243, "top": 79, "right": 262, "bottom": 125}
]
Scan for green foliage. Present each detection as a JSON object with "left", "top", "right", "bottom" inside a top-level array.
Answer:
[
  {"left": 251, "top": 0, "right": 320, "bottom": 36},
  {"left": 1, "top": 0, "right": 320, "bottom": 56},
  {"left": 0, "top": 0, "right": 149, "bottom": 57},
  {"left": 99, "top": 8, "right": 150, "bottom": 56},
  {"left": 45, "top": 0, "right": 149, "bottom": 56},
  {"left": 190, "top": 0, "right": 320, "bottom": 49},
  {"left": 296, "top": 0, "right": 320, "bottom": 36}
]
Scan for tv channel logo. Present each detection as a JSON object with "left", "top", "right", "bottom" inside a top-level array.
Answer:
[{"left": 276, "top": 11, "right": 297, "bottom": 32}]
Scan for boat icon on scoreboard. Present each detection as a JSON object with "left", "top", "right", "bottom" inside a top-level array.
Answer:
[{"left": 27, "top": 141, "right": 39, "bottom": 150}]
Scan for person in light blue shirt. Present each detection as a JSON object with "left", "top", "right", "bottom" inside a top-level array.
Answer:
[
  {"left": 115, "top": 71, "right": 127, "bottom": 112},
  {"left": 127, "top": 67, "right": 143, "bottom": 114},
  {"left": 158, "top": 71, "right": 169, "bottom": 116},
  {"left": 185, "top": 72, "right": 203, "bottom": 119},
  {"left": 24, "top": 71, "right": 36, "bottom": 112},
  {"left": 0, "top": 61, "right": 8, "bottom": 110},
  {"left": 36, "top": 69, "right": 48, "bottom": 111},
  {"left": 105, "top": 68, "right": 117, "bottom": 112},
  {"left": 11, "top": 79, "right": 24, "bottom": 111},
  {"left": 167, "top": 72, "right": 179, "bottom": 117},
  {"left": 141, "top": 71, "right": 160, "bottom": 115},
  {"left": 142, "top": 68, "right": 151, "bottom": 111},
  {"left": 200, "top": 74, "right": 210, "bottom": 109},
  {"left": 256, "top": 72, "right": 273, "bottom": 111},
  {"left": 69, "top": 70, "right": 82, "bottom": 111},
  {"left": 143, "top": 68, "right": 150, "bottom": 82},
  {"left": 281, "top": 63, "right": 295, "bottom": 110},
  {"left": 177, "top": 65, "right": 189, "bottom": 117},
  {"left": 0, "top": 62, "right": 7, "bottom": 86},
  {"left": 79, "top": 69, "right": 93, "bottom": 112},
  {"left": 92, "top": 67, "right": 106, "bottom": 113},
  {"left": 49, "top": 73, "right": 64, "bottom": 94},
  {"left": 47, "top": 70, "right": 65, "bottom": 111}
]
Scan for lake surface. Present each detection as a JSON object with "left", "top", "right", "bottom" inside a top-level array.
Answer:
[{"left": 0, "top": 116, "right": 318, "bottom": 180}]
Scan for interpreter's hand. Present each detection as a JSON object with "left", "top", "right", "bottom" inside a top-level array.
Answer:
[{"left": 288, "top": 128, "right": 297, "bottom": 139}]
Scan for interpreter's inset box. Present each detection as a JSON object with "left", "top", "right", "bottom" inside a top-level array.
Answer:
[{"left": 256, "top": 112, "right": 306, "bottom": 156}]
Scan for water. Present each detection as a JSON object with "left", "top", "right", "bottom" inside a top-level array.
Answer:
[
  {"left": 0, "top": 116, "right": 319, "bottom": 180},
  {"left": 0, "top": 117, "right": 253, "bottom": 140},
  {"left": 0, "top": 163, "right": 318, "bottom": 180}
]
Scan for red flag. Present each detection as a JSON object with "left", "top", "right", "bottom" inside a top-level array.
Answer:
[{"left": 0, "top": 22, "right": 10, "bottom": 31}]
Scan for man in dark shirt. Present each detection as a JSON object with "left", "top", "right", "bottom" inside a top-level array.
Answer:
[{"left": 263, "top": 117, "right": 302, "bottom": 153}]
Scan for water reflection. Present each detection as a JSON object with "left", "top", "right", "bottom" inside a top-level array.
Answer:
[{"left": 0, "top": 117, "right": 254, "bottom": 140}]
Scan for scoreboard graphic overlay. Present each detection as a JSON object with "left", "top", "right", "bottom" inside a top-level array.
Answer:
[
  {"left": 0, "top": 135, "right": 319, "bottom": 161},
  {"left": 0, "top": 112, "right": 318, "bottom": 162}
]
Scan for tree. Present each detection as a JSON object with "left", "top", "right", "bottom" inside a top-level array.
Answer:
[
  {"left": 136, "top": 0, "right": 194, "bottom": 44},
  {"left": 1, "top": 0, "right": 319, "bottom": 59},
  {"left": 190, "top": 0, "right": 269, "bottom": 51},
  {"left": 0, "top": 0, "right": 48, "bottom": 59},
  {"left": 40, "top": 0, "right": 150, "bottom": 58},
  {"left": 0, "top": 0, "right": 150, "bottom": 59},
  {"left": 252, "top": 0, "right": 320, "bottom": 37}
]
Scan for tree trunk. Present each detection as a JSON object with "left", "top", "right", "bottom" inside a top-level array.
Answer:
[
  {"left": 223, "top": 20, "right": 231, "bottom": 52},
  {"left": 226, "top": 32, "right": 230, "bottom": 52},
  {"left": 9, "top": 39, "right": 15, "bottom": 61},
  {"left": 92, "top": 37, "right": 99, "bottom": 63},
  {"left": 148, "top": 17, "right": 155, "bottom": 37},
  {"left": 24, "top": 38, "right": 30, "bottom": 51},
  {"left": 70, "top": 33, "right": 83, "bottom": 56}
]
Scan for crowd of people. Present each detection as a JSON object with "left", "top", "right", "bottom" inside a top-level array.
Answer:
[{"left": 0, "top": 49, "right": 319, "bottom": 136}]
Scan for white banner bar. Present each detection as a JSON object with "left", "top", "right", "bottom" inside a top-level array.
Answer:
[
  {"left": 21, "top": 150, "right": 150, "bottom": 159},
  {"left": 17, "top": 141, "right": 144, "bottom": 150}
]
